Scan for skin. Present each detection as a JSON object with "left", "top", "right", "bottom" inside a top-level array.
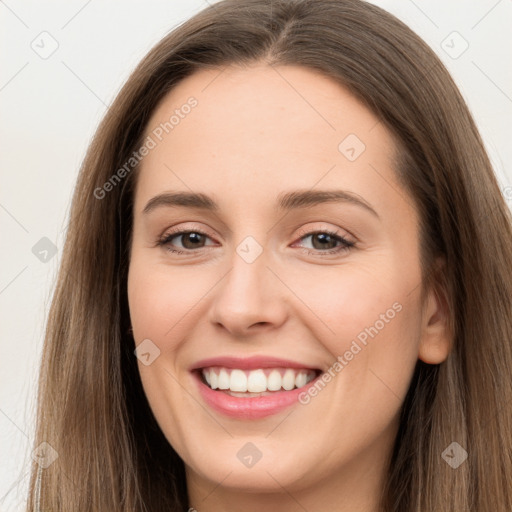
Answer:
[{"left": 127, "top": 63, "right": 451, "bottom": 512}]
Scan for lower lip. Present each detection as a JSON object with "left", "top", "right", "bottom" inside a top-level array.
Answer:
[{"left": 193, "top": 371, "right": 319, "bottom": 420}]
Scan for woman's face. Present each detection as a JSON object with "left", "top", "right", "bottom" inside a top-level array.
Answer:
[{"left": 128, "top": 64, "right": 449, "bottom": 506}]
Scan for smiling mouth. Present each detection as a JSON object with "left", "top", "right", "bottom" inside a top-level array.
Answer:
[{"left": 199, "top": 367, "right": 320, "bottom": 397}]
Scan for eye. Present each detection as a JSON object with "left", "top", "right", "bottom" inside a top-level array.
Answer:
[
  {"left": 156, "top": 227, "right": 355, "bottom": 256},
  {"left": 292, "top": 229, "right": 355, "bottom": 255},
  {"left": 156, "top": 228, "right": 216, "bottom": 254}
]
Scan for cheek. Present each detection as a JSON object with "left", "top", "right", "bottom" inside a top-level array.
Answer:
[
  {"left": 293, "top": 260, "right": 422, "bottom": 396},
  {"left": 127, "top": 257, "right": 209, "bottom": 343},
  {"left": 127, "top": 258, "right": 202, "bottom": 449}
]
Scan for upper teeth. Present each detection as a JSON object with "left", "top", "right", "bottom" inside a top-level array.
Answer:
[{"left": 201, "top": 367, "right": 316, "bottom": 393}]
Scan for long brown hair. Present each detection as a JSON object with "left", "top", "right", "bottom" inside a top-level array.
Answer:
[{"left": 27, "top": 0, "right": 512, "bottom": 510}]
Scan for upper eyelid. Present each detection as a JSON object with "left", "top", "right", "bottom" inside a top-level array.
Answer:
[
  {"left": 159, "top": 220, "right": 354, "bottom": 238},
  {"left": 159, "top": 224, "right": 351, "bottom": 239},
  {"left": 159, "top": 225, "right": 217, "bottom": 242},
  {"left": 294, "top": 225, "right": 353, "bottom": 241}
]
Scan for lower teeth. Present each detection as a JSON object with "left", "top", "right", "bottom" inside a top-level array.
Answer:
[{"left": 225, "top": 390, "right": 282, "bottom": 397}]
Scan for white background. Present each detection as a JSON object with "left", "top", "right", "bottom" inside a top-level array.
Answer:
[{"left": 1, "top": 1, "right": 511, "bottom": 509}]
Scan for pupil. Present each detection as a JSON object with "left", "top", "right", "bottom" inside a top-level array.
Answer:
[
  {"left": 313, "top": 233, "right": 335, "bottom": 250},
  {"left": 183, "top": 232, "right": 204, "bottom": 248}
]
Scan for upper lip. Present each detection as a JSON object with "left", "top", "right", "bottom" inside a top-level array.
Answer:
[{"left": 190, "top": 356, "right": 321, "bottom": 371}]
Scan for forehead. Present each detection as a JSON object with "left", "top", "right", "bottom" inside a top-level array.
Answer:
[{"left": 135, "top": 64, "right": 404, "bottom": 220}]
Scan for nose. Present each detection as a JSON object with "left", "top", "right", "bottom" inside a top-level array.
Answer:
[{"left": 208, "top": 244, "right": 289, "bottom": 338}]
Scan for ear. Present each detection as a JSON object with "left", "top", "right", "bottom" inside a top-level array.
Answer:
[{"left": 418, "top": 258, "right": 453, "bottom": 365}]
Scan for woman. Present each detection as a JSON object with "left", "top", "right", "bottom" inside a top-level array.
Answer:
[{"left": 27, "top": 0, "right": 512, "bottom": 510}]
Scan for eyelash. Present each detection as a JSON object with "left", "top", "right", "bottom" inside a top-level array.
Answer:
[{"left": 156, "top": 227, "right": 355, "bottom": 256}]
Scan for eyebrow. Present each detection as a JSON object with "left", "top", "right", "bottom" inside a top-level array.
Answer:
[{"left": 142, "top": 189, "right": 379, "bottom": 218}]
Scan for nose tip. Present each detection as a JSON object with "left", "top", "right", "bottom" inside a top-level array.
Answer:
[{"left": 208, "top": 250, "right": 288, "bottom": 337}]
